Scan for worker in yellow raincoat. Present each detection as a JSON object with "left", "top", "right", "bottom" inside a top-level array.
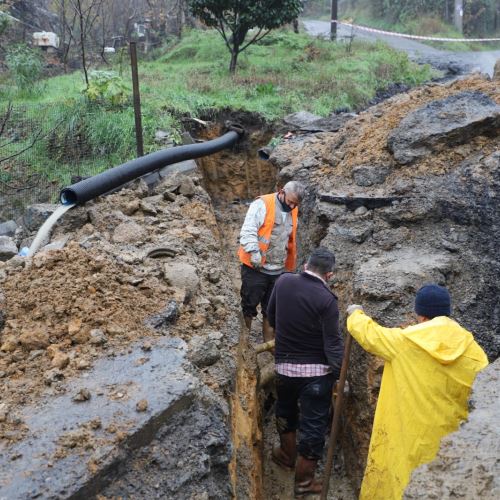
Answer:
[{"left": 346, "top": 284, "right": 488, "bottom": 500}]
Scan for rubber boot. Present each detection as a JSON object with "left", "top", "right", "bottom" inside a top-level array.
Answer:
[
  {"left": 294, "top": 455, "right": 322, "bottom": 497},
  {"left": 271, "top": 431, "right": 296, "bottom": 471},
  {"left": 244, "top": 316, "right": 252, "bottom": 331},
  {"left": 262, "top": 317, "right": 274, "bottom": 343}
]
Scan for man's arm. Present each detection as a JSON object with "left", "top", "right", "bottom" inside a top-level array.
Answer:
[
  {"left": 239, "top": 199, "right": 266, "bottom": 253},
  {"left": 267, "top": 283, "right": 277, "bottom": 329},
  {"left": 322, "top": 298, "right": 343, "bottom": 379},
  {"left": 347, "top": 309, "right": 405, "bottom": 361}
]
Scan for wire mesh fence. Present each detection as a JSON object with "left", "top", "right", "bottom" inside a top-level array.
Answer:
[{"left": 0, "top": 100, "right": 138, "bottom": 221}]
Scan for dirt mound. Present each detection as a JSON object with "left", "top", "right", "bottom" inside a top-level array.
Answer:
[
  {"left": 269, "top": 74, "right": 499, "bottom": 492},
  {"left": 272, "top": 75, "right": 499, "bottom": 189},
  {"left": 0, "top": 175, "right": 239, "bottom": 449},
  {"left": 3, "top": 243, "right": 164, "bottom": 345}
]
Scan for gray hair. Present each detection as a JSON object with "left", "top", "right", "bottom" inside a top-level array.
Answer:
[{"left": 283, "top": 181, "right": 306, "bottom": 202}]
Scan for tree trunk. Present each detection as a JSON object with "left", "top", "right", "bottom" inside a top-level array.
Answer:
[
  {"left": 229, "top": 49, "right": 239, "bottom": 74},
  {"left": 76, "top": 0, "right": 89, "bottom": 86},
  {"left": 454, "top": 0, "right": 464, "bottom": 34}
]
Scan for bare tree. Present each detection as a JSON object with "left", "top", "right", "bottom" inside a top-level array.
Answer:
[{"left": 69, "top": 0, "right": 104, "bottom": 85}]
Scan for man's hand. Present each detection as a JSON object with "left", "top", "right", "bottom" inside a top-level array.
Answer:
[
  {"left": 250, "top": 251, "right": 262, "bottom": 269},
  {"left": 347, "top": 304, "right": 363, "bottom": 316}
]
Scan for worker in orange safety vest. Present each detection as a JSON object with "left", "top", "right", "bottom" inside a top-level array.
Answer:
[{"left": 238, "top": 181, "right": 306, "bottom": 342}]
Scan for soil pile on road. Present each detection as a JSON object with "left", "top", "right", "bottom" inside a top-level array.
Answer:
[{"left": 272, "top": 74, "right": 499, "bottom": 187}]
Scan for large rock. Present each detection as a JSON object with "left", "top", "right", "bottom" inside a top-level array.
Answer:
[
  {"left": 0, "top": 236, "right": 18, "bottom": 261},
  {"left": 163, "top": 261, "right": 199, "bottom": 297},
  {"left": 388, "top": 92, "right": 500, "bottom": 164},
  {"left": 0, "top": 220, "right": 17, "bottom": 237},
  {"left": 404, "top": 359, "right": 500, "bottom": 499},
  {"left": 0, "top": 338, "right": 200, "bottom": 499},
  {"left": 22, "top": 204, "right": 58, "bottom": 232},
  {"left": 283, "top": 111, "right": 322, "bottom": 128},
  {"left": 353, "top": 248, "right": 452, "bottom": 301}
]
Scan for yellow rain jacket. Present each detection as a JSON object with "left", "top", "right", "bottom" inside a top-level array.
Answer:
[{"left": 347, "top": 310, "right": 488, "bottom": 500}]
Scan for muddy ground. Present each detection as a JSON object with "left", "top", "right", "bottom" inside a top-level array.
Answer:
[{"left": 0, "top": 73, "right": 499, "bottom": 498}]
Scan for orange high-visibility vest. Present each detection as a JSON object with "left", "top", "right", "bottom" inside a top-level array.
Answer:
[{"left": 238, "top": 193, "right": 298, "bottom": 271}]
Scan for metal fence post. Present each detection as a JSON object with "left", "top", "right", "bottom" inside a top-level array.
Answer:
[
  {"left": 331, "top": 0, "right": 338, "bottom": 41},
  {"left": 129, "top": 41, "right": 144, "bottom": 157}
]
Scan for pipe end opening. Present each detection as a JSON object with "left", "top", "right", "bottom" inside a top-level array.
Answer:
[
  {"left": 60, "top": 189, "right": 77, "bottom": 206},
  {"left": 258, "top": 147, "right": 272, "bottom": 161}
]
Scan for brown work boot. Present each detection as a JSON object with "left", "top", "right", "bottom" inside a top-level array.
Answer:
[
  {"left": 271, "top": 431, "right": 296, "bottom": 471},
  {"left": 244, "top": 316, "right": 252, "bottom": 331},
  {"left": 294, "top": 455, "right": 322, "bottom": 497}
]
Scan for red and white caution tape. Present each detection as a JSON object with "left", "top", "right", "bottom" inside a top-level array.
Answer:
[{"left": 332, "top": 20, "right": 500, "bottom": 43}]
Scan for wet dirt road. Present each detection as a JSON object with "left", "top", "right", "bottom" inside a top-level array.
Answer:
[{"left": 303, "top": 20, "right": 500, "bottom": 76}]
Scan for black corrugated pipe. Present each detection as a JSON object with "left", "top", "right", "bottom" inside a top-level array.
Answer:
[{"left": 60, "top": 123, "right": 245, "bottom": 206}]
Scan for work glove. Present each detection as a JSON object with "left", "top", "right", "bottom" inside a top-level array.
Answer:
[
  {"left": 250, "top": 251, "right": 262, "bottom": 269},
  {"left": 347, "top": 304, "right": 363, "bottom": 316}
]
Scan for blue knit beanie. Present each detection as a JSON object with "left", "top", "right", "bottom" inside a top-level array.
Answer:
[{"left": 414, "top": 284, "right": 451, "bottom": 318}]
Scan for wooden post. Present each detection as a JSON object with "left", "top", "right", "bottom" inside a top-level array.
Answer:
[
  {"left": 129, "top": 41, "right": 144, "bottom": 157},
  {"left": 320, "top": 334, "right": 353, "bottom": 500},
  {"left": 330, "top": 0, "right": 338, "bottom": 41}
]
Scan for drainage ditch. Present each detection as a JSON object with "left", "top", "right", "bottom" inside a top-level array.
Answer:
[{"left": 195, "top": 116, "right": 357, "bottom": 499}]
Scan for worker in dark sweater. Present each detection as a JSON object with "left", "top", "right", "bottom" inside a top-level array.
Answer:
[{"left": 267, "top": 247, "right": 343, "bottom": 497}]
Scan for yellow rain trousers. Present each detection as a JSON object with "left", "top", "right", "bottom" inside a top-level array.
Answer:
[{"left": 347, "top": 310, "right": 488, "bottom": 500}]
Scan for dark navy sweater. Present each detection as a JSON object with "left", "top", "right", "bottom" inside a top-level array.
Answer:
[{"left": 267, "top": 272, "right": 343, "bottom": 378}]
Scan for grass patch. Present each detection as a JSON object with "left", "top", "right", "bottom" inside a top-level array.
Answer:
[
  {"left": 0, "top": 27, "right": 433, "bottom": 207},
  {"left": 2, "top": 28, "right": 433, "bottom": 118},
  {"left": 140, "top": 28, "right": 432, "bottom": 118}
]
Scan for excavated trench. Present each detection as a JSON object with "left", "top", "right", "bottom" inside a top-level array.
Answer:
[
  {"left": 1, "top": 75, "right": 498, "bottom": 499},
  {"left": 194, "top": 76, "right": 500, "bottom": 498},
  {"left": 195, "top": 116, "right": 356, "bottom": 499}
]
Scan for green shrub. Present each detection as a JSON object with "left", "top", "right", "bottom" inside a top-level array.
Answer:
[
  {"left": 84, "top": 70, "right": 130, "bottom": 106},
  {"left": 255, "top": 82, "right": 276, "bottom": 96},
  {"left": 5, "top": 44, "right": 43, "bottom": 91},
  {"left": 0, "top": 11, "right": 10, "bottom": 36}
]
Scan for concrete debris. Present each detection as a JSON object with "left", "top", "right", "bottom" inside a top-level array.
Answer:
[
  {"left": 144, "top": 300, "right": 178, "bottom": 332},
  {"left": 388, "top": 91, "right": 500, "bottom": 164}
]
